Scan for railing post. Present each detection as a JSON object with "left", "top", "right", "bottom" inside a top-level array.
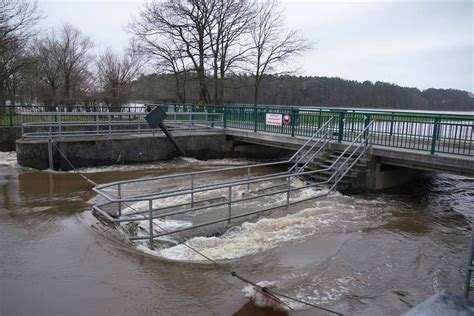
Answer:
[
  {"left": 287, "top": 176, "right": 290, "bottom": 206},
  {"left": 253, "top": 107, "right": 257, "bottom": 132},
  {"left": 20, "top": 113, "right": 24, "bottom": 137},
  {"left": 431, "top": 117, "right": 440, "bottom": 154},
  {"left": 8, "top": 105, "right": 13, "bottom": 127},
  {"left": 364, "top": 114, "right": 371, "bottom": 146},
  {"left": 223, "top": 107, "right": 227, "bottom": 128},
  {"left": 117, "top": 184, "right": 122, "bottom": 217},
  {"left": 191, "top": 174, "right": 194, "bottom": 208},
  {"left": 291, "top": 108, "right": 296, "bottom": 137},
  {"left": 338, "top": 112, "right": 345, "bottom": 143},
  {"left": 58, "top": 113, "right": 62, "bottom": 136},
  {"left": 48, "top": 138, "right": 53, "bottom": 170},
  {"left": 148, "top": 200, "right": 154, "bottom": 249},
  {"left": 227, "top": 186, "right": 232, "bottom": 225},
  {"left": 108, "top": 114, "right": 111, "bottom": 135},
  {"left": 389, "top": 112, "right": 394, "bottom": 136}
]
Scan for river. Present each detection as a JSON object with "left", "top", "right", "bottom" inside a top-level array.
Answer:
[{"left": 1, "top": 151, "right": 472, "bottom": 315}]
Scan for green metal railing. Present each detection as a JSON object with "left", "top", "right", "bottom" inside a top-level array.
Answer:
[
  {"left": 216, "top": 105, "right": 473, "bottom": 156},
  {"left": 5, "top": 103, "right": 473, "bottom": 156}
]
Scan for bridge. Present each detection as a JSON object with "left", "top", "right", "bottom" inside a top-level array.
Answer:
[{"left": 14, "top": 104, "right": 474, "bottom": 181}]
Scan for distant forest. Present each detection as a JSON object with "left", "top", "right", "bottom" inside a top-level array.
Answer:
[{"left": 131, "top": 74, "right": 474, "bottom": 111}]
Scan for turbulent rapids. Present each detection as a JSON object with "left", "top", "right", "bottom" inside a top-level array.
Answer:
[{"left": 1, "top": 151, "right": 472, "bottom": 315}]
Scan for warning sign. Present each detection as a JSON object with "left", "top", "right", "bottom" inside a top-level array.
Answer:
[
  {"left": 283, "top": 113, "right": 291, "bottom": 125},
  {"left": 265, "top": 113, "right": 282, "bottom": 126}
]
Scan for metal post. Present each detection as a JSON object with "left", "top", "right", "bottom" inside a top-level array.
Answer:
[
  {"left": 291, "top": 108, "right": 296, "bottom": 137},
  {"left": 148, "top": 200, "right": 154, "bottom": 249},
  {"left": 227, "top": 186, "right": 232, "bottom": 225},
  {"left": 58, "top": 113, "right": 62, "bottom": 136},
  {"left": 96, "top": 115, "right": 99, "bottom": 134},
  {"left": 48, "top": 138, "right": 53, "bottom": 170},
  {"left": 287, "top": 176, "right": 290, "bottom": 206},
  {"left": 223, "top": 108, "right": 227, "bottom": 128},
  {"left": 48, "top": 115, "right": 52, "bottom": 137},
  {"left": 20, "top": 114, "right": 24, "bottom": 137},
  {"left": 191, "top": 174, "right": 194, "bottom": 208},
  {"left": 108, "top": 114, "right": 111, "bottom": 135},
  {"left": 254, "top": 107, "right": 257, "bottom": 132},
  {"left": 117, "top": 184, "right": 122, "bottom": 217},
  {"left": 431, "top": 117, "right": 440, "bottom": 154},
  {"left": 338, "top": 112, "right": 345, "bottom": 143},
  {"left": 8, "top": 105, "right": 13, "bottom": 127}
]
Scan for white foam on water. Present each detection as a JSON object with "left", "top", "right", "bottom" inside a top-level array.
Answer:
[
  {"left": 0, "top": 151, "right": 17, "bottom": 167},
  {"left": 73, "top": 157, "right": 259, "bottom": 173}
]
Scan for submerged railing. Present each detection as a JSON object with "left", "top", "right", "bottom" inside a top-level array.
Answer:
[{"left": 92, "top": 120, "right": 373, "bottom": 246}]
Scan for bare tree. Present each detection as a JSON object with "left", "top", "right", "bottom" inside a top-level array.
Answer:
[
  {"left": 0, "top": 0, "right": 40, "bottom": 108},
  {"left": 130, "top": 0, "right": 217, "bottom": 104},
  {"left": 96, "top": 44, "right": 143, "bottom": 111},
  {"left": 250, "top": 0, "right": 311, "bottom": 106},
  {"left": 208, "top": 0, "right": 255, "bottom": 104},
  {"left": 33, "top": 31, "right": 63, "bottom": 107},
  {"left": 55, "top": 23, "right": 93, "bottom": 104}
]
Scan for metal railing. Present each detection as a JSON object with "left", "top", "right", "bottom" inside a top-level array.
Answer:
[
  {"left": 20, "top": 111, "right": 223, "bottom": 139},
  {"left": 11, "top": 103, "right": 473, "bottom": 155},
  {"left": 92, "top": 119, "right": 372, "bottom": 246}
]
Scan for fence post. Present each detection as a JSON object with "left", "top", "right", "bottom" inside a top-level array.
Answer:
[
  {"left": 338, "top": 112, "right": 345, "bottom": 143},
  {"left": 148, "top": 200, "right": 154, "bottom": 249},
  {"left": 431, "top": 117, "right": 440, "bottom": 154},
  {"left": 227, "top": 186, "right": 232, "bottom": 225},
  {"left": 8, "top": 106, "right": 13, "bottom": 127},
  {"left": 364, "top": 114, "right": 371, "bottom": 146},
  {"left": 223, "top": 107, "right": 227, "bottom": 128},
  {"left": 253, "top": 107, "right": 257, "bottom": 132},
  {"left": 291, "top": 108, "right": 296, "bottom": 137}
]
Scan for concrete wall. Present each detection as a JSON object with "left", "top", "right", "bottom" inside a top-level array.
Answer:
[
  {"left": 16, "top": 132, "right": 293, "bottom": 171},
  {"left": 17, "top": 132, "right": 228, "bottom": 170},
  {"left": 0, "top": 128, "right": 21, "bottom": 151}
]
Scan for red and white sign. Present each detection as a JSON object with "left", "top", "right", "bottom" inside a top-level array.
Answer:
[
  {"left": 266, "top": 113, "right": 282, "bottom": 126},
  {"left": 283, "top": 113, "right": 291, "bottom": 125}
]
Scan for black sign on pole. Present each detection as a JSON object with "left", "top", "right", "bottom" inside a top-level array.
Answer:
[
  {"left": 145, "top": 106, "right": 167, "bottom": 129},
  {"left": 144, "top": 106, "right": 186, "bottom": 156}
]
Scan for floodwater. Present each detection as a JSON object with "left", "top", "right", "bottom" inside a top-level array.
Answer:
[{"left": 1, "top": 151, "right": 473, "bottom": 315}]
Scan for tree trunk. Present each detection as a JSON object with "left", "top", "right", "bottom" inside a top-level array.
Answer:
[{"left": 253, "top": 78, "right": 260, "bottom": 106}]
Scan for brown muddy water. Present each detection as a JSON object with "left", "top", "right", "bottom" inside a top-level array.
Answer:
[{"left": 0, "top": 151, "right": 473, "bottom": 316}]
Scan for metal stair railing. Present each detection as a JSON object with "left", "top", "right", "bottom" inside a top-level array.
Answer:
[
  {"left": 327, "top": 121, "right": 374, "bottom": 191},
  {"left": 288, "top": 117, "right": 335, "bottom": 173}
]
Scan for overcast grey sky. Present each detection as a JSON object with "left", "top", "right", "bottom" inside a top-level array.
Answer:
[{"left": 37, "top": 0, "right": 473, "bottom": 92}]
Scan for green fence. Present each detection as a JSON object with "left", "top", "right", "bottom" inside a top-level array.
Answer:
[
  {"left": 3, "top": 103, "right": 473, "bottom": 156},
  {"left": 209, "top": 105, "right": 473, "bottom": 157}
]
